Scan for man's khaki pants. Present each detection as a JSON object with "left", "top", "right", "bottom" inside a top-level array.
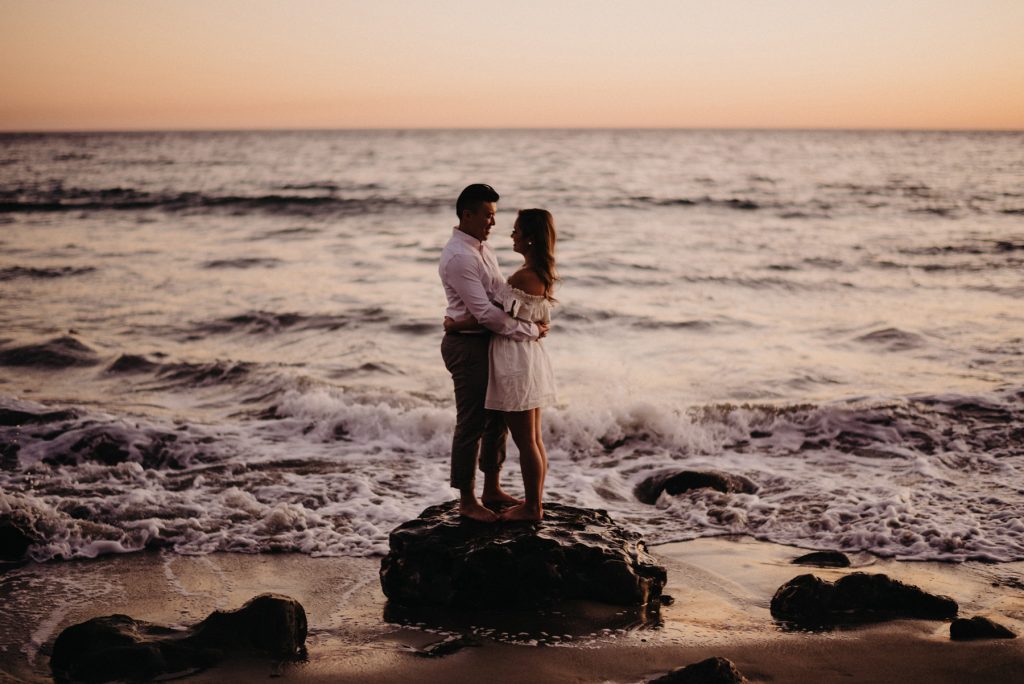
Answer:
[{"left": 441, "top": 332, "right": 507, "bottom": 490}]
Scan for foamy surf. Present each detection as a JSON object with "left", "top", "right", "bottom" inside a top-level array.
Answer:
[{"left": 2, "top": 386, "right": 1021, "bottom": 563}]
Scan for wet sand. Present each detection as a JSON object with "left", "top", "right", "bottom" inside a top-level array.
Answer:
[{"left": 1, "top": 537, "right": 1021, "bottom": 683}]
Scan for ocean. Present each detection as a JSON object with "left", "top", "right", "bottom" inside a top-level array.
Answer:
[{"left": 1, "top": 129, "right": 1021, "bottom": 564}]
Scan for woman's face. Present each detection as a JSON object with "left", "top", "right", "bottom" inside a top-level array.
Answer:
[{"left": 511, "top": 220, "right": 526, "bottom": 255}]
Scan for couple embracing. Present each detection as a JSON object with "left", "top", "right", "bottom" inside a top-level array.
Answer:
[{"left": 439, "top": 183, "right": 558, "bottom": 523}]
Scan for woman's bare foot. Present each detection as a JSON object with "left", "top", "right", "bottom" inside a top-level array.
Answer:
[
  {"left": 459, "top": 499, "right": 499, "bottom": 523},
  {"left": 500, "top": 503, "right": 543, "bottom": 522}
]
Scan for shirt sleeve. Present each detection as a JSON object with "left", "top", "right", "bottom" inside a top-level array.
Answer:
[{"left": 444, "top": 253, "right": 538, "bottom": 341}]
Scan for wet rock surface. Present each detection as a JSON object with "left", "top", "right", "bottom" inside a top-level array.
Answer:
[
  {"left": 634, "top": 470, "right": 758, "bottom": 504},
  {"left": 648, "top": 656, "right": 747, "bottom": 683},
  {"left": 950, "top": 616, "right": 1016, "bottom": 640},
  {"left": 50, "top": 594, "right": 306, "bottom": 682},
  {"left": 770, "top": 573, "right": 958, "bottom": 627},
  {"left": 380, "top": 501, "right": 667, "bottom": 608},
  {"left": 791, "top": 551, "right": 851, "bottom": 568}
]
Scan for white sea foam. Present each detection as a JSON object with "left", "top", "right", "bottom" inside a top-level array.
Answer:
[{"left": 2, "top": 387, "right": 1021, "bottom": 563}]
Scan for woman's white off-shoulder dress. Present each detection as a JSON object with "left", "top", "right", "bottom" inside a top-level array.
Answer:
[{"left": 485, "top": 282, "right": 557, "bottom": 412}]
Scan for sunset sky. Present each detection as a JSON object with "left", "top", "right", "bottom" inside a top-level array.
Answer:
[{"left": 2, "top": 0, "right": 1022, "bottom": 131}]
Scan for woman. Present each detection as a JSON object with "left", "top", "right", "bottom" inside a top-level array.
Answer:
[{"left": 444, "top": 209, "right": 558, "bottom": 521}]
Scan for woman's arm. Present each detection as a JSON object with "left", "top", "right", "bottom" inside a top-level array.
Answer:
[
  {"left": 507, "top": 269, "right": 552, "bottom": 333},
  {"left": 442, "top": 253, "right": 539, "bottom": 341}
]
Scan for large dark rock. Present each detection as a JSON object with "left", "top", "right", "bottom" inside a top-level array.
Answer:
[
  {"left": 380, "top": 501, "right": 666, "bottom": 608},
  {"left": 634, "top": 469, "right": 758, "bottom": 504},
  {"left": 0, "top": 517, "right": 33, "bottom": 561},
  {"left": 51, "top": 594, "right": 306, "bottom": 682},
  {"left": 648, "top": 656, "right": 747, "bottom": 684},
  {"left": 792, "top": 551, "right": 851, "bottom": 568},
  {"left": 770, "top": 573, "right": 958, "bottom": 627},
  {"left": 950, "top": 616, "right": 1016, "bottom": 640}
]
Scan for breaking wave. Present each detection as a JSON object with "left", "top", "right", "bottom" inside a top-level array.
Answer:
[{"left": 1, "top": 388, "right": 1021, "bottom": 563}]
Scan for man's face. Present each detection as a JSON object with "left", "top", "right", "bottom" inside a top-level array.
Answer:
[{"left": 462, "top": 201, "right": 496, "bottom": 242}]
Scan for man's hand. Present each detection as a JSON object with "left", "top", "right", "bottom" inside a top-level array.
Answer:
[
  {"left": 444, "top": 315, "right": 480, "bottom": 333},
  {"left": 537, "top": 322, "right": 549, "bottom": 339}
]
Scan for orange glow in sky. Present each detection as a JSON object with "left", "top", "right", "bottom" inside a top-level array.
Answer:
[{"left": 1, "top": 0, "right": 1022, "bottom": 130}]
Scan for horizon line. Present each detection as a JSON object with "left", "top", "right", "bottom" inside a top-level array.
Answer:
[{"left": 2, "top": 125, "right": 1022, "bottom": 135}]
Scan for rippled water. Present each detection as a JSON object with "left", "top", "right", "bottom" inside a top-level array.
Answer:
[{"left": 1, "top": 130, "right": 1022, "bottom": 562}]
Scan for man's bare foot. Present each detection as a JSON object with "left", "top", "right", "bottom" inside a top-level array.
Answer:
[
  {"left": 459, "top": 499, "right": 499, "bottom": 523},
  {"left": 500, "top": 503, "right": 543, "bottom": 522},
  {"left": 481, "top": 487, "right": 524, "bottom": 507}
]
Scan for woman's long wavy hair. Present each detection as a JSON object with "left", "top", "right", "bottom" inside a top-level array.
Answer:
[{"left": 517, "top": 208, "right": 559, "bottom": 300}]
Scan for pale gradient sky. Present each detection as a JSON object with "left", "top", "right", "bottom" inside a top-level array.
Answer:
[{"left": 2, "top": 0, "right": 1022, "bottom": 130}]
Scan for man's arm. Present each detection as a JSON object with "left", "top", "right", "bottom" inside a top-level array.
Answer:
[{"left": 444, "top": 253, "right": 538, "bottom": 341}]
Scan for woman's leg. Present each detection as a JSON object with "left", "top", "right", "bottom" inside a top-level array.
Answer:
[
  {"left": 533, "top": 408, "right": 548, "bottom": 494},
  {"left": 502, "top": 409, "right": 544, "bottom": 521}
]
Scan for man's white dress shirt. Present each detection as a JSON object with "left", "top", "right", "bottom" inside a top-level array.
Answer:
[{"left": 439, "top": 228, "right": 537, "bottom": 341}]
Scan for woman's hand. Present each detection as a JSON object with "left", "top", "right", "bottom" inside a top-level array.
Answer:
[{"left": 444, "top": 314, "right": 480, "bottom": 333}]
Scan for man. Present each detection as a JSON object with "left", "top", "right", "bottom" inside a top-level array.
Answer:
[{"left": 439, "top": 183, "right": 548, "bottom": 522}]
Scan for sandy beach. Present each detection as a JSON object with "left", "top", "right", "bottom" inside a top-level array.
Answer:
[{"left": 2, "top": 536, "right": 1021, "bottom": 683}]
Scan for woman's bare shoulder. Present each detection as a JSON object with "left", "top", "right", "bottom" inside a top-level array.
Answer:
[{"left": 508, "top": 268, "right": 546, "bottom": 296}]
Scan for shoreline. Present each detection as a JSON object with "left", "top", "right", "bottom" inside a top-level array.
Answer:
[{"left": 2, "top": 537, "right": 1022, "bottom": 683}]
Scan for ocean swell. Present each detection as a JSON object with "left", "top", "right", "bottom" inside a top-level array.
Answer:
[{"left": 0, "top": 186, "right": 447, "bottom": 216}]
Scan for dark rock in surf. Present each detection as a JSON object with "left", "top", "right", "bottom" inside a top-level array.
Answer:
[
  {"left": 950, "top": 616, "right": 1016, "bottom": 640},
  {"left": 50, "top": 594, "right": 306, "bottom": 683},
  {"left": 0, "top": 518, "right": 33, "bottom": 561},
  {"left": 380, "top": 501, "right": 666, "bottom": 608},
  {"left": 792, "top": 551, "right": 851, "bottom": 568},
  {"left": 634, "top": 469, "right": 758, "bottom": 505},
  {"left": 189, "top": 594, "right": 306, "bottom": 656},
  {"left": 770, "top": 573, "right": 957, "bottom": 627},
  {"left": 648, "top": 656, "right": 747, "bottom": 684}
]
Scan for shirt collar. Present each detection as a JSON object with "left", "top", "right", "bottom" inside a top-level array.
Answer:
[{"left": 451, "top": 227, "right": 484, "bottom": 251}]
